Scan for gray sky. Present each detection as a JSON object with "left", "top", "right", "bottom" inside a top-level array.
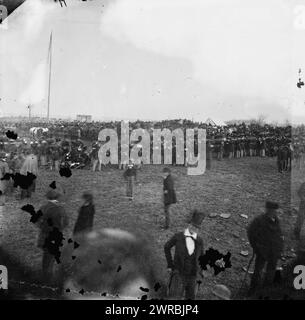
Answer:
[{"left": 0, "top": 0, "right": 303, "bottom": 124}]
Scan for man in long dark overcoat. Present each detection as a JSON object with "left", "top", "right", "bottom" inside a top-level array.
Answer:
[
  {"left": 247, "top": 201, "right": 284, "bottom": 295},
  {"left": 73, "top": 192, "right": 95, "bottom": 235},
  {"left": 163, "top": 167, "right": 177, "bottom": 229}
]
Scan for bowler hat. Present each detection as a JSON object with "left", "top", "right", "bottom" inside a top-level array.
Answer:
[{"left": 46, "top": 189, "right": 61, "bottom": 200}]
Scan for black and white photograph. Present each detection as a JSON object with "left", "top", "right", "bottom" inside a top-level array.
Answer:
[{"left": 0, "top": 0, "right": 305, "bottom": 305}]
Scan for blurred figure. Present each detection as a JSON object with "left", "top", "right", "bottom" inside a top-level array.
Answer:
[
  {"left": 164, "top": 210, "right": 205, "bottom": 300},
  {"left": 36, "top": 189, "right": 69, "bottom": 281},
  {"left": 58, "top": 228, "right": 165, "bottom": 299},
  {"left": 206, "top": 140, "right": 212, "bottom": 169},
  {"left": 123, "top": 161, "right": 137, "bottom": 200},
  {"left": 247, "top": 201, "right": 284, "bottom": 296},
  {"left": 0, "top": 152, "right": 9, "bottom": 205},
  {"left": 260, "top": 138, "right": 266, "bottom": 157},
  {"left": 296, "top": 219, "right": 305, "bottom": 264},
  {"left": 162, "top": 167, "right": 176, "bottom": 229},
  {"left": 5, "top": 152, "right": 17, "bottom": 195},
  {"left": 294, "top": 182, "right": 305, "bottom": 240},
  {"left": 19, "top": 148, "right": 38, "bottom": 199},
  {"left": 282, "top": 218, "right": 305, "bottom": 288},
  {"left": 73, "top": 192, "right": 95, "bottom": 236},
  {"left": 90, "top": 142, "right": 100, "bottom": 172},
  {"left": 227, "top": 139, "right": 234, "bottom": 159},
  {"left": 39, "top": 141, "right": 48, "bottom": 168},
  {"left": 217, "top": 141, "right": 224, "bottom": 160},
  {"left": 50, "top": 144, "right": 61, "bottom": 171}
]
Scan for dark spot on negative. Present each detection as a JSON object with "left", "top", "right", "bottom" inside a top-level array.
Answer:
[
  {"left": 139, "top": 287, "right": 149, "bottom": 293},
  {"left": 73, "top": 241, "right": 80, "bottom": 249},
  {"left": 0, "top": 173, "right": 12, "bottom": 181},
  {"left": 5, "top": 130, "right": 18, "bottom": 140},
  {"left": 116, "top": 265, "right": 122, "bottom": 272},
  {"left": 43, "top": 227, "right": 65, "bottom": 264},
  {"left": 154, "top": 282, "right": 161, "bottom": 292},
  {"left": 31, "top": 209, "right": 43, "bottom": 224},
  {"left": 12, "top": 172, "right": 36, "bottom": 190},
  {"left": 49, "top": 181, "right": 56, "bottom": 189},
  {"left": 199, "top": 247, "right": 232, "bottom": 276},
  {"left": 21, "top": 204, "right": 35, "bottom": 215},
  {"left": 59, "top": 166, "right": 72, "bottom": 178},
  {"left": 21, "top": 204, "right": 43, "bottom": 224}
]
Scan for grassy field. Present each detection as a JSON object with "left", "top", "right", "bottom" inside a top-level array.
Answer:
[{"left": 0, "top": 156, "right": 299, "bottom": 299}]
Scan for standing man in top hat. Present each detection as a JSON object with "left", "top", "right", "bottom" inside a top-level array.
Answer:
[
  {"left": 164, "top": 210, "right": 205, "bottom": 300},
  {"left": 247, "top": 201, "right": 284, "bottom": 295},
  {"left": 162, "top": 167, "right": 177, "bottom": 229}
]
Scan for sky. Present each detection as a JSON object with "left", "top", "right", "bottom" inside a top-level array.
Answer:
[{"left": 0, "top": 0, "right": 304, "bottom": 124}]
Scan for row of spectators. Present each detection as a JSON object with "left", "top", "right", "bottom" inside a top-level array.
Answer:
[
  {"left": 0, "top": 119, "right": 292, "bottom": 142},
  {"left": 0, "top": 119, "right": 297, "bottom": 170}
]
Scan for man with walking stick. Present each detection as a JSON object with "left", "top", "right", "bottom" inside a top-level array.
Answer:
[{"left": 164, "top": 210, "right": 205, "bottom": 299}]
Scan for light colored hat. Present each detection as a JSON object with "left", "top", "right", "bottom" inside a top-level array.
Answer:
[{"left": 212, "top": 284, "right": 231, "bottom": 300}]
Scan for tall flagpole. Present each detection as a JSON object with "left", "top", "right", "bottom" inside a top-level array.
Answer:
[{"left": 47, "top": 31, "right": 53, "bottom": 121}]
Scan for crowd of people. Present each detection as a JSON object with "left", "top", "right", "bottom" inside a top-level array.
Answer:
[
  {"left": 0, "top": 118, "right": 304, "bottom": 300},
  {"left": 0, "top": 118, "right": 297, "bottom": 174},
  {"left": 0, "top": 118, "right": 296, "bottom": 205}
]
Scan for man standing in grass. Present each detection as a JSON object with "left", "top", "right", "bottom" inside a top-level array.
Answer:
[
  {"left": 164, "top": 210, "right": 205, "bottom": 299},
  {"left": 123, "top": 161, "right": 137, "bottom": 201},
  {"left": 247, "top": 201, "right": 284, "bottom": 296},
  {"left": 162, "top": 167, "right": 177, "bottom": 229}
]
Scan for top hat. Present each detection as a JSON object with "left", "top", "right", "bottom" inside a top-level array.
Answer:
[
  {"left": 265, "top": 201, "right": 279, "bottom": 210},
  {"left": 82, "top": 191, "right": 93, "bottom": 202},
  {"left": 188, "top": 210, "right": 205, "bottom": 228}
]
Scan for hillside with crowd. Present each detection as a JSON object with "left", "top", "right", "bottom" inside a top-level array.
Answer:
[{"left": 0, "top": 118, "right": 298, "bottom": 173}]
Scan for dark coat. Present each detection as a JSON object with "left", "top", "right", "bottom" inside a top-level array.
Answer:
[
  {"left": 37, "top": 201, "right": 69, "bottom": 248},
  {"left": 73, "top": 203, "right": 95, "bottom": 235},
  {"left": 164, "top": 232, "right": 204, "bottom": 277},
  {"left": 123, "top": 167, "right": 137, "bottom": 179},
  {"left": 163, "top": 174, "right": 177, "bottom": 206},
  {"left": 247, "top": 213, "right": 284, "bottom": 262}
]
